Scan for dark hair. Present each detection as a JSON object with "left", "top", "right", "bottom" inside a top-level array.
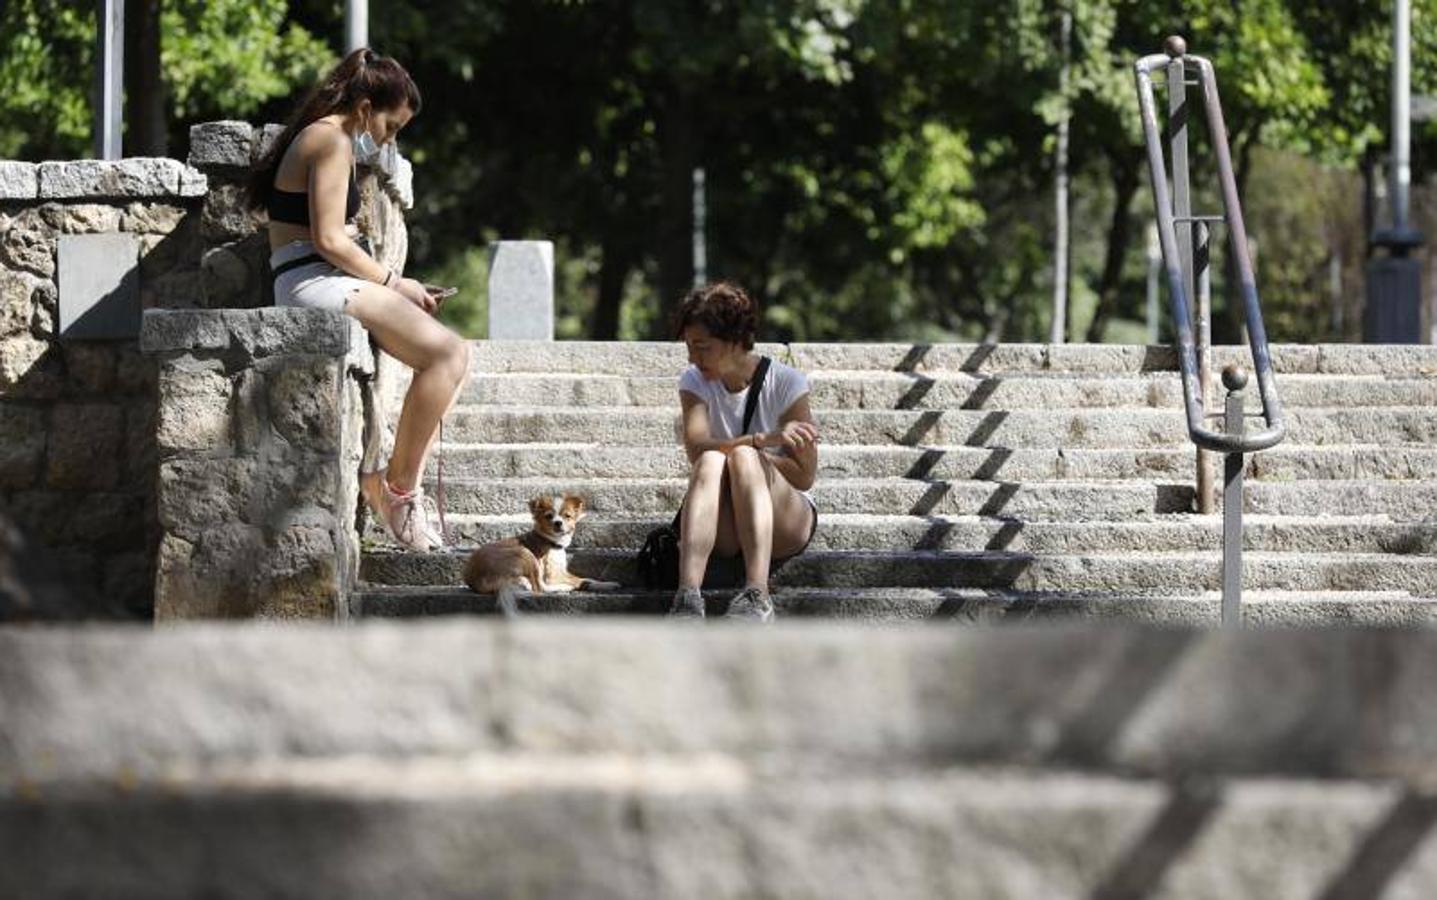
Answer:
[
  {"left": 673, "top": 281, "right": 760, "bottom": 350},
  {"left": 246, "top": 47, "right": 422, "bottom": 210}
]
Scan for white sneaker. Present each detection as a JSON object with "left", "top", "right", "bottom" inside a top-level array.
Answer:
[{"left": 362, "top": 471, "right": 443, "bottom": 552}]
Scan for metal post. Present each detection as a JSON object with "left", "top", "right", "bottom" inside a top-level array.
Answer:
[
  {"left": 1195, "top": 221, "right": 1214, "bottom": 513},
  {"left": 1366, "top": 0, "right": 1425, "bottom": 341},
  {"left": 1393, "top": 0, "right": 1412, "bottom": 233},
  {"left": 1050, "top": 3, "right": 1072, "bottom": 345},
  {"left": 1221, "top": 365, "right": 1247, "bottom": 628},
  {"left": 1146, "top": 222, "right": 1161, "bottom": 343},
  {"left": 692, "top": 167, "right": 707, "bottom": 286},
  {"left": 94, "top": 0, "right": 124, "bottom": 160},
  {"left": 345, "top": 0, "right": 368, "bottom": 52}
]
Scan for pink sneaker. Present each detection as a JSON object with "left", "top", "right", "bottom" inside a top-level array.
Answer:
[{"left": 362, "top": 470, "right": 443, "bottom": 552}]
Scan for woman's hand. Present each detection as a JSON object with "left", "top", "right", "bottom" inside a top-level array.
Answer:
[
  {"left": 774, "top": 420, "right": 820, "bottom": 451},
  {"left": 394, "top": 276, "right": 437, "bottom": 314}
]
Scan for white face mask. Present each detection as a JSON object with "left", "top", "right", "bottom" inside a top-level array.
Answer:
[{"left": 352, "top": 114, "right": 381, "bottom": 164}]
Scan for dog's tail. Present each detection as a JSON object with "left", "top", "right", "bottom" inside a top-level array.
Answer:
[{"left": 496, "top": 580, "right": 528, "bottom": 619}]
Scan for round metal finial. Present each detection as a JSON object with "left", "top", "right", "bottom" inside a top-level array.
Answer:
[
  {"left": 1222, "top": 365, "right": 1249, "bottom": 392},
  {"left": 1164, "top": 35, "right": 1187, "bottom": 58}
]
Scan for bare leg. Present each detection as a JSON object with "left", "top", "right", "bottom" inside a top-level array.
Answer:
[
  {"left": 726, "top": 446, "right": 774, "bottom": 587},
  {"left": 679, "top": 450, "right": 727, "bottom": 588},
  {"left": 345, "top": 284, "right": 469, "bottom": 492}
]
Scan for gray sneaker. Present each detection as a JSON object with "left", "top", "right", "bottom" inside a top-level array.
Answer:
[
  {"left": 724, "top": 586, "right": 774, "bottom": 623},
  {"left": 668, "top": 586, "right": 705, "bottom": 620}
]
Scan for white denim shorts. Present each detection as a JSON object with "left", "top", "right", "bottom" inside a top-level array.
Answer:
[{"left": 271, "top": 240, "right": 369, "bottom": 313}]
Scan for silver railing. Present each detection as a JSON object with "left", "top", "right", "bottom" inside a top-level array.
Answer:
[{"left": 1133, "top": 36, "right": 1287, "bottom": 626}]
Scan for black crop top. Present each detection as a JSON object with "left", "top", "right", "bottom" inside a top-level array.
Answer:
[{"left": 267, "top": 173, "right": 360, "bottom": 226}]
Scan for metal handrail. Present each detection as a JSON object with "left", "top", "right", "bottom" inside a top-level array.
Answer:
[{"left": 1133, "top": 39, "right": 1286, "bottom": 454}]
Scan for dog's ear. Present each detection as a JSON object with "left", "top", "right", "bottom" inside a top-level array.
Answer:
[
  {"left": 529, "top": 496, "right": 547, "bottom": 517},
  {"left": 562, "top": 494, "right": 587, "bottom": 519}
]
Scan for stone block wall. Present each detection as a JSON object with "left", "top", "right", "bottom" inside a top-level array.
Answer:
[
  {"left": 141, "top": 308, "right": 371, "bottom": 620},
  {"left": 0, "top": 158, "right": 207, "bottom": 618},
  {"left": 1, "top": 122, "right": 414, "bottom": 620}
]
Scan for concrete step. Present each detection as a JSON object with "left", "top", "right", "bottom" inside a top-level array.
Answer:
[
  {"left": 440, "top": 405, "right": 1437, "bottom": 448},
  {"left": 463, "top": 370, "right": 1437, "bottom": 410},
  {"left": 464, "top": 340, "right": 1437, "bottom": 376},
  {"left": 359, "top": 549, "right": 1437, "bottom": 595},
  {"left": 8, "top": 758, "right": 1435, "bottom": 900},
  {"left": 426, "top": 442, "right": 1437, "bottom": 482},
  {"left": 417, "top": 475, "right": 1437, "bottom": 519},
  {"left": 352, "top": 585, "right": 1437, "bottom": 626},
  {"left": 8, "top": 622, "right": 1437, "bottom": 780},
  {"left": 419, "top": 476, "right": 1194, "bottom": 518},
  {"left": 393, "top": 514, "right": 1437, "bottom": 556}
]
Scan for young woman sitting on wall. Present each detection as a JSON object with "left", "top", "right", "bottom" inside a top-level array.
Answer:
[{"left": 248, "top": 47, "right": 468, "bottom": 553}]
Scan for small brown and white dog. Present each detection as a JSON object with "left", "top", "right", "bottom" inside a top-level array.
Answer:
[{"left": 463, "top": 493, "right": 620, "bottom": 616}]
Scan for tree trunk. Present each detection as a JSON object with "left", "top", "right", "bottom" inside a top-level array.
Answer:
[
  {"left": 591, "top": 235, "right": 630, "bottom": 340},
  {"left": 654, "top": 90, "right": 695, "bottom": 337},
  {"left": 125, "top": 0, "right": 166, "bottom": 156},
  {"left": 1084, "top": 154, "right": 1141, "bottom": 342}
]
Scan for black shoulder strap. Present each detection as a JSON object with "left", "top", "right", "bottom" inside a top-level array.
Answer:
[{"left": 741, "top": 356, "right": 772, "bottom": 435}]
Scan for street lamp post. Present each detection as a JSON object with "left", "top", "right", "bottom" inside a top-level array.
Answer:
[{"left": 1365, "top": 0, "right": 1426, "bottom": 343}]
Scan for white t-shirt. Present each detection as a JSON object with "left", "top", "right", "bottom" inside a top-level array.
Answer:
[{"left": 678, "top": 358, "right": 811, "bottom": 451}]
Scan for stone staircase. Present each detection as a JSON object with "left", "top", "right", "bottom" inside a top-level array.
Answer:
[
  {"left": 8, "top": 622, "right": 1437, "bottom": 898},
  {"left": 355, "top": 341, "right": 1437, "bottom": 624}
]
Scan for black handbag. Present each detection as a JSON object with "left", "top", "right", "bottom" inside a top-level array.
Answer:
[{"left": 636, "top": 357, "right": 771, "bottom": 590}]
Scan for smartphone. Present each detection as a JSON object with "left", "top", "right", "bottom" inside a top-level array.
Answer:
[{"left": 425, "top": 285, "right": 459, "bottom": 301}]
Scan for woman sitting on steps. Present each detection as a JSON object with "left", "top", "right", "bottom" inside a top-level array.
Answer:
[
  {"left": 670, "top": 282, "right": 821, "bottom": 623},
  {"left": 247, "top": 48, "right": 468, "bottom": 552}
]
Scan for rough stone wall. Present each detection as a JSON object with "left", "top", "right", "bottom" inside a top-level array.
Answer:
[
  {"left": 0, "top": 122, "right": 414, "bottom": 621},
  {"left": 0, "top": 158, "right": 207, "bottom": 618},
  {"left": 141, "top": 308, "right": 370, "bottom": 620}
]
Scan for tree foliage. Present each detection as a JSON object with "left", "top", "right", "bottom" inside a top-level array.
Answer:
[{"left": 4, "top": 0, "right": 1433, "bottom": 344}]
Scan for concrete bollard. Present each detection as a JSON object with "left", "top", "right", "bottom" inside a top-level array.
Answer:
[{"left": 488, "top": 240, "right": 554, "bottom": 340}]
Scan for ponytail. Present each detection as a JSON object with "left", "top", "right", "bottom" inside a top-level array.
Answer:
[{"left": 246, "top": 48, "right": 422, "bottom": 210}]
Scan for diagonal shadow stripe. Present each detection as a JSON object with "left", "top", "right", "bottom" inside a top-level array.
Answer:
[
  {"left": 961, "top": 376, "right": 1001, "bottom": 410},
  {"left": 895, "top": 344, "right": 932, "bottom": 373},
  {"left": 965, "top": 411, "right": 1009, "bottom": 446},
  {"left": 900, "top": 410, "right": 944, "bottom": 446},
  {"left": 905, "top": 448, "right": 946, "bottom": 480},
  {"left": 977, "top": 482, "right": 1020, "bottom": 517},
  {"left": 985, "top": 519, "right": 1024, "bottom": 551},
  {"left": 914, "top": 517, "right": 955, "bottom": 551},
  {"left": 910, "top": 482, "right": 951, "bottom": 516},
  {"left": 1090, "top": 778, "right": 1225, "bottom": 900},
  {"left": 896, "top": 374, "right": 935, "bottom": 410},
  {"left": 961, "top": 343, "right": 996, "bottom": 373},
  {"left": 1316, "top": 792, "right": 1437, "bottom": 900},
  {"left": 1048, "top": 630, "right": 1198, "bottom": 766},
  {"left": 973, "top": 448, "right": 1013, "bottom": 481}
]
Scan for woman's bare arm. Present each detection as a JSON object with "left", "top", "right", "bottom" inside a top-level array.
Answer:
[
  {"left": 764, "top": 394, "right": 818, "bottom": 491},
  {"left": 305, "top": 128, "right": 390, "bottom": 283}
]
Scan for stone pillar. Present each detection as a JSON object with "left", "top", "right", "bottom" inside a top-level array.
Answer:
[
  {"left": 488, "top": 240, "right": 554, "bottom": 340},
  {"left": 140, "top": 308, "right": 372, "bottom": 620}
]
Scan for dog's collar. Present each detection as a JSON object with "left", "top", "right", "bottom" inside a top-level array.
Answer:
[{"left": 522, "top": 530, "right": 571, "bottom": 553}]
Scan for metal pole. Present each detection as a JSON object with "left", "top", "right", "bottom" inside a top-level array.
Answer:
[
  {"left": 346, "top": 0, "right": 368, "bottom": 52},
  {"left": 1393, "top": 0, "right": 1411, "bottom": 232},
  {"left": 1049, "top": 3, "right": 1072, "bottom": 344},
  {"left": 94, "top": 0, "right": 124, "bottom": 160},
  {"left": 1146, "top": 222, "right": 1161, "bottom": 343},
  {"left": 1195, "top": 220, "right": 1214, "bottom": 513},
  {"left": 693, "top": 167, "right": 707, "bottom": 286},
  {"left": 1221, "top": 365, "right": 1247, "bottom": 628}
]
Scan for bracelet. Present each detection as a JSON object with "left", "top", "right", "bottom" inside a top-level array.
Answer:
[{"left": 381, "top": 269, "right": 395, "bottom": 287}]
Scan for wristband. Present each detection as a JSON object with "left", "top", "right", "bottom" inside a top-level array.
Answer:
[{"left": 381, "top": 269, "right": 395, "bottom": 287}]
